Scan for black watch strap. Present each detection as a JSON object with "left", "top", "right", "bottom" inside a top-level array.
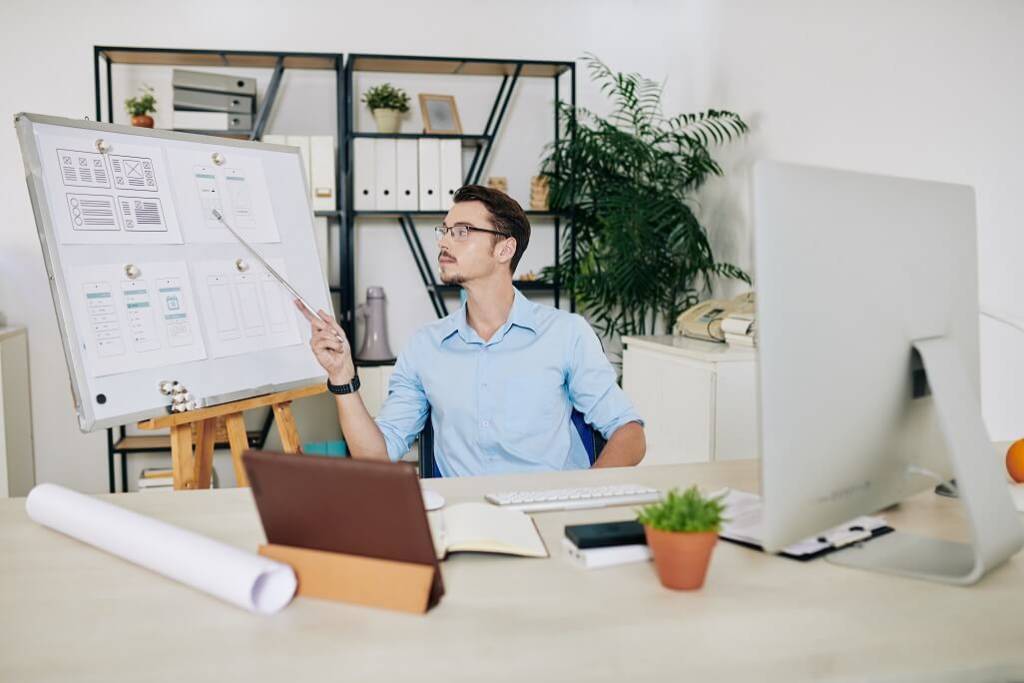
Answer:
[{"left": 327, "top": 374, "right": 360, "bottom": 395}]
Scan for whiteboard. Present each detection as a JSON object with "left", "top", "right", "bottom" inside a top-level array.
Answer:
[{"left": 15, "top": 113, "right": 332, "bottom": 432}]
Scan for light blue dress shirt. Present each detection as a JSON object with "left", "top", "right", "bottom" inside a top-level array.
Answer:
[{"left": 375, "top": 289, "right": 643, "bottom": 477}]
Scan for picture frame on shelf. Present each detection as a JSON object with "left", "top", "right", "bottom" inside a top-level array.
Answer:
[{"left": 419, "top": 94, "right": 462, "bottom": 134}]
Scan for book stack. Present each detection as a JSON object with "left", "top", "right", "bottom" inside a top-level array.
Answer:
[
  {"left": 562, "top": 521, "right": 652, "bottom": 569},
  {"left": 137, "top": 467, "right": 173, "bottom": 492},
  {"left": 172, "top": 69, "right": 256, "bottom": 136},
  {"left": 721, "top": 312, "right": 756, "bottom": 348}
]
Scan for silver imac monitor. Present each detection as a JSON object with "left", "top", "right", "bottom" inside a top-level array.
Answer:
[{"left": 753, "top": 161, "right": 1022, "bottom": 584}]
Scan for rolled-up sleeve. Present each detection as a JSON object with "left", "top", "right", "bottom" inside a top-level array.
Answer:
[
  {"left": 374, "top": 344, "right": 429, "bottom": 462},
  {"left": 566, "top": 316, "right": 644, "bottom": 439}
]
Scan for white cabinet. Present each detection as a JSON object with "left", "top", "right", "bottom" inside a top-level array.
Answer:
[
  {"left": 622, "top": 335, "right": 757, "bottom": 465},
  {"left": 0, "top": 326, "right": 34, "bottom": 497}
]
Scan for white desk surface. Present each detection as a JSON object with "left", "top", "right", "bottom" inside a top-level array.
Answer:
[{"left": 1, "top": 460, "right": 1022, "bottom": 683}]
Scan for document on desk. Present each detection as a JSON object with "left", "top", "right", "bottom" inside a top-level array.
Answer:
[
  {"left": 428, "top": 503, "right": 548, "bottom": 559},
  {"left": 717, "top": 488, "right": 891, "bottom": 561},
  {"left": 25, "top": 484, "right": 297, "bottom": 614}
]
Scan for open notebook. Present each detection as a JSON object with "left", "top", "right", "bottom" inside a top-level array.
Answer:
[{"left": 428, "top": 503, "right": 549, "bottom": 559}]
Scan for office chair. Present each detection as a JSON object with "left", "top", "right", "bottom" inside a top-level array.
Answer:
[{"left": 417, "top": 408, "right": 602, "bottom": 478}]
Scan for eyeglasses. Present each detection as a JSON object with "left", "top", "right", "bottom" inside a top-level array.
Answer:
[{"left": 434, "top": 224, "right": 511, "bottom": 243}]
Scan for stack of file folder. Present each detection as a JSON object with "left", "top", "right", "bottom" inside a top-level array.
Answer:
[{"left": 172, "top": 69, "right": 256, "bottom": 135}]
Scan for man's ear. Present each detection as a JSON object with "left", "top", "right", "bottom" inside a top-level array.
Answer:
[{"left": 495, "top": 237, "right": 516, "bottom": 264}]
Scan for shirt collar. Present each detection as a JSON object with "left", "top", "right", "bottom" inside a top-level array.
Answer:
[{"left": 436, "top": 288, "right": 537, "bottom": 345}]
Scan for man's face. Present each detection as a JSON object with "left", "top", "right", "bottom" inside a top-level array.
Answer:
[{"left": 437, "top": 201, "right": 513, "bottom": 285}]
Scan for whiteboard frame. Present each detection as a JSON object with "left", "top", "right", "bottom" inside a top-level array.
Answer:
[{"left": 15, "top": 112, "right": 332, "bottom": 432}]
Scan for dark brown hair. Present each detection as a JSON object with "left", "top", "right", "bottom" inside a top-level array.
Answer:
[{"left": 453, "top": 184, "right": 531, "bottom": 273}]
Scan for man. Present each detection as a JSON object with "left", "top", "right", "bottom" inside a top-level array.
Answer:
[{"left": 299, "top": 185, "right": 645, "bottom": 476}]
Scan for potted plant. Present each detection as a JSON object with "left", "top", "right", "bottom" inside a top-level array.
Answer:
[
  {"left": 362, "top": 83, "right": 410, "bottom": 134},
  {"left": 125, "top": 84, "right": 157, "bottom": 128},
  {"left": 541, "top": 55, "right": 750, "bottom": 356},
  {"left": 637, "top": 486, "right": 726, "bottom": 590}
]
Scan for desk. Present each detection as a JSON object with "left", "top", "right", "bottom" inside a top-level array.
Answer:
[{"left": 1, "top": 460, "right": 1022, "bottom": 682}]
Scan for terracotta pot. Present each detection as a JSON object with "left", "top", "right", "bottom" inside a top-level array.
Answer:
[
  {"left": 372, "top": 108, "right": 401, "bottom": 134},
  {"left": 644, "top": 526, "right": 718, "bottom": 590},
  {"left": 131, "top": 114, "right": 154, "bottom": 128}
]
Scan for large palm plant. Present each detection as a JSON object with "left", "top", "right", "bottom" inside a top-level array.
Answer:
[{"left": 542, "top": 55, "right": 750, "bottom": 342}]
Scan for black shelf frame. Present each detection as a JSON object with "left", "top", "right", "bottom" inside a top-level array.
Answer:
[
  {"left": 93, "top": 46, "right": 346, "bottom": 492},
  {"left": 344, "top": 53, "right": 576, "bottom": 321}
]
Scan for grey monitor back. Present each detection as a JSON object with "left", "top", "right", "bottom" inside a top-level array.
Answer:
[{"left": 753, "top": 161, "right": 1022, "bottom": 584}]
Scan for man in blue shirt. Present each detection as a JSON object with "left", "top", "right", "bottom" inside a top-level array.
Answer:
[{"left": 299, "top": 185, "right": 645, "bottom": 476}]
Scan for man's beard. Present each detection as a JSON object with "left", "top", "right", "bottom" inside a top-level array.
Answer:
[{"left": 439, "top": 270, "right": 465, "bottom": 285}]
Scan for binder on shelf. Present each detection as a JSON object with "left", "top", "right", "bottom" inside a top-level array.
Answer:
[
  {"left": 173, "top": 69, "right": 257, "bottom": 96},
  {"left": 374, "top": 139, "right": 398, "bottom": 212},
  {"left": 173, "top": 88, "right": 254, "bottom": 114},
  {"left": 439, "top": 139, "right": 462, "bottom": 208},
  {"left": 173, "top": 111, "right": 251, "bottom": 131},
  {"left": 417, "top": 138, "right": 442, "bottom": 212},
  {"left": 396, "top": 139, "right": 419, "bottom": 211},
  {"left": 353, "top": 137, "right": 377, "bottom": 211},
  {"left": 310, "top": 136, "right": 336, "bottom": 212},
  {"left": 286, "top": 135, "right": 312, "bottom": 190},
  {"left": 313, "top": 217, "right": 329, "bottom": 280}
]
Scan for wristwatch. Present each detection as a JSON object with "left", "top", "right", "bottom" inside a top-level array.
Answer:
[{"left": 327, "top": 374, "right": 361, "bottom": 395}]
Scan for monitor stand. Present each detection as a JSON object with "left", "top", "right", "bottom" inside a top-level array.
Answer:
[{"left": 827, "top": 337, "right": 1024, "bottom": 585}]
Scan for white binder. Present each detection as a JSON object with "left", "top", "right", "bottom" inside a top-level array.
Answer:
[
  {"left": 418, "top": 138, "right": 442, "bottom": 212},
  {"left": 310, "top": 136, "right": 336, "bottom": 212},
  {"left": 439, "top": 139, "right": 463, "bottom": 209},
  {"left": 286, "top": 135, "right": 312, "bottom": 198},
  {"left": 261, "top": 134, "right": 286, "bottom": 145},
  {"left": 374, "top": 139, "right": 398, "bottom": 211},
  {"left": 396, "top": 140, "right": 419, "bottom": 211},
  {"left": 353, "top": 138, "right": 376, "bottom": 211}
]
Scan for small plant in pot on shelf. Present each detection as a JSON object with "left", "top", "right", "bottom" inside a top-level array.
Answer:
[
  {"left": 362, "top": 83, "right": 410, "bottom": 134},
  {"left": 125, "top": 84, "right": 157, "bottom": 128},
  {"left": 637, "top": 486, "right": 726, "bottom": 590}
]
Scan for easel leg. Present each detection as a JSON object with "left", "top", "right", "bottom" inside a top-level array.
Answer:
[
  {"left": 225, "top": 412, "right": 250, "bottom": 487},
  {"left": 193, "top": 418, "right": 216, "bottom": 489},
  {"left": 170, "top": 424, "right": 195, "bottom": 491},
  {"left": 272, "top": 401, "right": 302, "bottom": 453}
]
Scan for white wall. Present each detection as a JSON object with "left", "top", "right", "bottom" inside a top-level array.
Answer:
[
  {"left": 4, "top": 0, "right": 1021, "bottom": 492},
  {"left": 0, "top": 0, "right": 689, "bottom": 492},
  {"left": 685, "top": 0, "right": 1024, "bottom": 441}
]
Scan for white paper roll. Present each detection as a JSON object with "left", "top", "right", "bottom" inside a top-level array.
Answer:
[{"left": 25, "top": 483, "right": 296, "bottom": 614}]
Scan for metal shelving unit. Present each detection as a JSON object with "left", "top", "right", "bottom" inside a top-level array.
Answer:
[
  {"left": 90, "top": 48, "right": 578, "bottom": 490},
  {"left": 93, "top": 46, "right": 345, "bottom": 492},
  {"left": 343, "top": 53, "right": 577, "bottom": 321}
]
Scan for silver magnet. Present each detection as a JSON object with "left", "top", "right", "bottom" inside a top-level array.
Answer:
[
  {"left": 158, "top": 380, "right": 176, "bottom": 396},
  {"left": 124, "top": 264, "right": 141, "bottom": 280},
  {"left": 212, "top": 152, "right": 225, "bottom": 166},
  {"left": 95, "top": 138, "right": 111, "bottom": 154},
  {"left": 234, "top": 258, "right": 249, "bottom": 272}
]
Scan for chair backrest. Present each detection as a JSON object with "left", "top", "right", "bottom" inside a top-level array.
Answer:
[{"left": 418, "top": 408, "right": 599, "bottom": 478}]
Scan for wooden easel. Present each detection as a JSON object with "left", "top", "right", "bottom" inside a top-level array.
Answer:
[{"left": 138, "top": 384, "right": 326, "bottom": 490}]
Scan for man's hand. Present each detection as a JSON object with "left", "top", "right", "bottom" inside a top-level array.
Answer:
[{"left": 295, "top": 301, "right": 356, "bottom": 385}]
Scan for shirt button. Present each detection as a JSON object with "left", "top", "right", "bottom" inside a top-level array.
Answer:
[{"left": 482, "top": 420, "right": 489, "bottom": 428}]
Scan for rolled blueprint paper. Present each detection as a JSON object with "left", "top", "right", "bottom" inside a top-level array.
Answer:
[{"left": 25, "top": 483, "right": 296, "bottom": 614}]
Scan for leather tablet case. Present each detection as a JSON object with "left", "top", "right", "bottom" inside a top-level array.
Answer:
[{"left": 243, "top": 450, "right": 444, "bottom": 608}]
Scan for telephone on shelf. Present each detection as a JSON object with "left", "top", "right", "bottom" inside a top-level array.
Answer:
[{"left": 674, "top": 292, "right": 755, "bottom": 344}]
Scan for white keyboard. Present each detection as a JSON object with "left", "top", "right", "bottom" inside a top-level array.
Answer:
[{"left": 485, "top": 484, "right": 661, "bottom": 513}]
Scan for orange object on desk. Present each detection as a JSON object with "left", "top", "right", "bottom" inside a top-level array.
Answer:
[{"left": 1006, "top": 439, "right": 1024, "bottom": 483}]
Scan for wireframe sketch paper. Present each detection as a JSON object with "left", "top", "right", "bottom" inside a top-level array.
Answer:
[
  {"left": 37, "top": 132, "right": 185, "bottom": 245},
  {"left": 66, "top": 261, "right": 207, "bottom": 377},
  {"left": 166, "top": 148, "right": 280, "bottom": 244},
  {"left": 191, "top": 258, "right": 302, "bottom": 359},
  {"left": 26, "top": 483, "right": 296, "bottom": 614}
]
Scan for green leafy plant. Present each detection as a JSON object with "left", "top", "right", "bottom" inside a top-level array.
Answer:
[
  {"left": 637, "top": 486, "right": 727, "bottom": 533},
  {"left": 541, "top": 54, "right": 750, "bottom": 344},
  {"left": 125, "top": 84, "right": 157, "bottom": 116},
  {"left": 362, "top": 83, "right": 410, "bottom": 113}
]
